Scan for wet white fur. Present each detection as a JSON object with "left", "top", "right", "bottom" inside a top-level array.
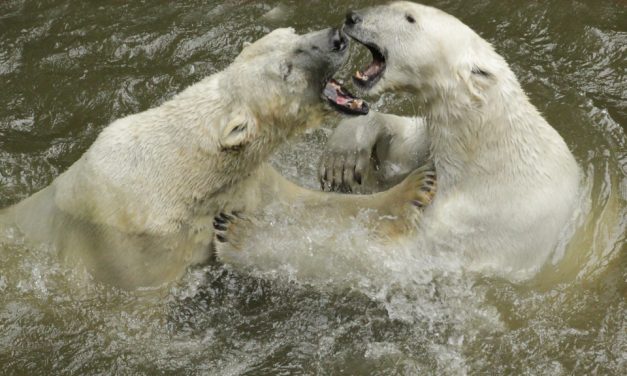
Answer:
[
  {"left": 0, "top": 28, "right": 355, "bottom": 289},
  {"left": 325, "top": 2, "right": 581, "bottom": 278}
]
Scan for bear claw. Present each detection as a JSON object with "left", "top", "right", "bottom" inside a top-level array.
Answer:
[
  {"left": 412, "top": 200, "right": 424, "bottom": 208},
  {"left": 213, "top": 211, "right": 252, "bottom": 253},
  {"left": 213, "top": 212, "right": 237, "bottom": 244},
  {"left": 402, "top": 163, "right": 437, "bottom": 210},
  {"left": 213, "top": 222, "right": 227, "bottom": 231}
]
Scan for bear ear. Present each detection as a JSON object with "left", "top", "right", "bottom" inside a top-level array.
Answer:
[
  {"left": 278, "top": 58, "right": 307, "bottom": 93},
  {"left": 457, "top": 62, "right": 494, "bottom": 103},
  {"left": 220, "top": 112, "right": 257, "bottom": 151},
  {"left": 279, "top": 60, "right": 293, "bottom": 81},
  {"left": 471, "top": 65, "right": 492, "bottom": 78}
]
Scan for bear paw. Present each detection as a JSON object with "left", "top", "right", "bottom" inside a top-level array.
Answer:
[
  {"left": 212, "top": 211, "right": 250, "bottom": 254},
  {"left": 370, "top": 163, "right": 436, "bottom": 239},
  {"left": 396, "top": 162, "right": 437, "bottom": 210}
]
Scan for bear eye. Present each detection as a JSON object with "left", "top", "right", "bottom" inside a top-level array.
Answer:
[
  {"left": 281, "top": 61, "right": 293, "bottom": 81},
  {"left": 405, "top": 14, "right": 415, "bottom": 23}
]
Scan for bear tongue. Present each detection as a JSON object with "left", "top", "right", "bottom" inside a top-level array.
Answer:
[
  {"left": 322, "top": 79, "right": 369, "bottom": 115},
  {"left": 335, "top": 96, "right": 349, "bottom": 105}
]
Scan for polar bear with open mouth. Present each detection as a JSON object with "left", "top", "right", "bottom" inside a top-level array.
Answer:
[
  {"left": 318, "top": 2, "right": 581, "bottom": 278},
  {"left": 0, "top": 27, "right": 436, "bottom": 289},
  {"left": 216, "top": 2, "right": 580, "bottom": 279}
]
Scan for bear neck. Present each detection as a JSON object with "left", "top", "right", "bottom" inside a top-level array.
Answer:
[{"left": 424, "top": 74, "right": 565, "bottom": 190}]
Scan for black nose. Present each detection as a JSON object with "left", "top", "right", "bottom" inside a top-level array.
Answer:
[
  {"left": 331, "top": 28, "right": 348, "bottom": 51},
  {"left": 345, "top": 11, "right": 362, "bottom": 26}
]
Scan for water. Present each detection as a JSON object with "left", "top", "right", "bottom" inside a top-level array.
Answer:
[{"left": 0, "top": 0, "right": 625, "bottom": 374}]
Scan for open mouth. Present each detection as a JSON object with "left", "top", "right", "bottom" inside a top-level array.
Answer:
[
  {"left": 351, "top": 41, "right": 386, "bottom": 89},
  {"left": 322, "top": 78, "right": 369, "bottom": 115}
]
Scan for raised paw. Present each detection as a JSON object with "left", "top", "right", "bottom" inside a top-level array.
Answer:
[
  {"left": 390, "top": 162, "right": 437, "bottom": 211},
  {"left": 318, "top": 113, "right": 381, "bottom": 193},
  {"left": 409, "top": 164, "right": 437, "bottom": 209},
  {"left": 371, "top": 163, "right": 436, "bottom": 239},
  {"left": 318, "top": 150, "right": 371, "bottom": 193}
]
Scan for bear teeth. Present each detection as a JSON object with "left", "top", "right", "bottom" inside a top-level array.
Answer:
[{"left": 355, "top": 71, "right": 369, "bottom": 81}]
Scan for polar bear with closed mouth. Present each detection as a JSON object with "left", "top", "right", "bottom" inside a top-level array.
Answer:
[
  {"left": 0, "top": 27, "right": 437, "bottom": 289},
  {"left": 316, "top": 1, "right": 581, "bottom": 278},
  {"left": 217, "top": 2, "right": 582, "bottom": 281}
]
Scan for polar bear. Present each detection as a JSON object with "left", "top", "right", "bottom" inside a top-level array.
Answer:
[
  {"left": 316, "top": 2, "right": 581, "bottom": 278},
  {"left": 218, "top": 2, "right": 580, "bottom": 279},
  {"left": 0, "top": 27, "right": 436, "bottom": 289}
]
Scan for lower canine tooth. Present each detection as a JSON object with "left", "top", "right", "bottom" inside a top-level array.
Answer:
[
  {"left": 355, "top": 71, "right": 368, "bottom": 80},
  {"left": 349, "top": 99, "right": 363, "bottom": 110}
]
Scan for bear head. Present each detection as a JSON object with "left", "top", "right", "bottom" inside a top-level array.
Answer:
[
  {"left": 343, "top": 2, "right": 501, "bottom": 104},
  {"left": 220, "top": 27, "right": 368, "bottom": 151}
]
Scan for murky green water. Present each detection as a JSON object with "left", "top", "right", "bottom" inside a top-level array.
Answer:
[{"left": 1, "top": 0, "right": 625, "bottom": 374}]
